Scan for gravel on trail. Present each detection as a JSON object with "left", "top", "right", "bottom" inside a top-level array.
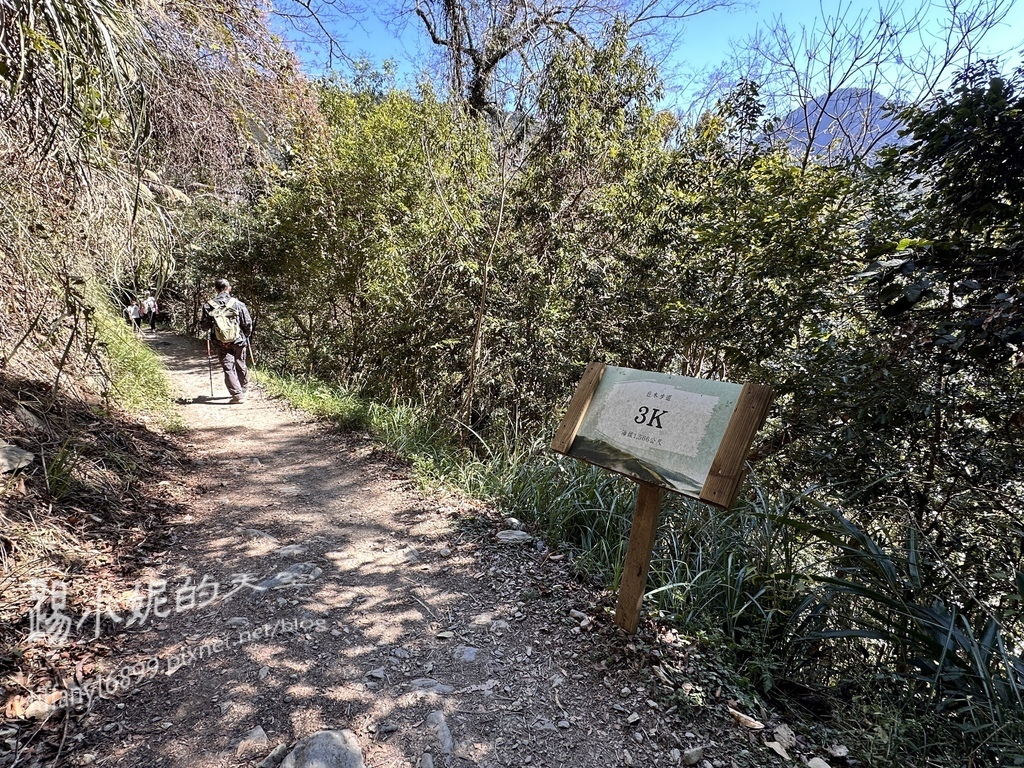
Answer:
[{"left": 59, "top": 333, "right": 768, "bottom": 768}]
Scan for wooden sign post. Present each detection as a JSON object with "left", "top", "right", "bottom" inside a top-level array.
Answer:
[
  {"left": 551, "top": 363, "right": 773, "bottom": 634},
  {"left": 615, "top": 482, "right": 665, "bottom": 633}
]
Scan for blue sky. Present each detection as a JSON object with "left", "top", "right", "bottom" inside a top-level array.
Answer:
[
  {"left": 668, "top": 0, "right": 1023, "bottom": 69},
  {"left": 284, "top": 0, "right": 1024, "bottom": 106}
]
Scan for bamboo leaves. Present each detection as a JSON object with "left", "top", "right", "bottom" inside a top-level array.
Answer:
[{"left": 0, "top": 0, "right": 156, "bottom": 155}]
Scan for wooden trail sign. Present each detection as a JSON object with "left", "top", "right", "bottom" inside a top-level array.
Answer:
[{"left": 551, "top": 363, "right": 773, "bottom": 633}]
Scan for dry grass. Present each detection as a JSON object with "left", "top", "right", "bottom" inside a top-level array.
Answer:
[{"left": 0, "top": 371, "right": 192, "bottom": 761}]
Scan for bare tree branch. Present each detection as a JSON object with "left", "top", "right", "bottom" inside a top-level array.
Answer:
[{"left": 401, "top": 0, "right": 742, "bottom": 117}]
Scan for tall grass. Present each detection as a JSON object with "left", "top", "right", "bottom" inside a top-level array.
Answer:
[
  {"left": 646, "top": 490, "right": 809, "bottom": 650},
  {"left": 259, "top": 372, "right": 368, "bottom": 430},
  {"left": 91, "top": 294, "right": 181, "bottom": 429},
  {"left": 780, "top": 504, "right": 1024, "bottom": 764}
]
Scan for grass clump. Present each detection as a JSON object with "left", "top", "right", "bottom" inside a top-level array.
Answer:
[
  {"left": 260, "top": 372, "right": 369, "bottom": 430},
  {"left": 91, "top": 295, "right": 182, "bottom": 430},
  {"left": 260, "top": 371, "right": 475, "bottom": 484}
]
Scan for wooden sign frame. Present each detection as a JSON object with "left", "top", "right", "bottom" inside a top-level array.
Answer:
[{"left": 551, "top": 362, "right": 773, "bottom": 633}]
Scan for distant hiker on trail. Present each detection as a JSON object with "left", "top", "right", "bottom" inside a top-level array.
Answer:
[
  {"left": 142, "top": 292, "right": 159, "bottom": 331},
  {"left": 124, "top": 300, "right": 142, "bottom": 333},
  {"left": 200, "top": 278, "right": 253, "bottom": 404}
]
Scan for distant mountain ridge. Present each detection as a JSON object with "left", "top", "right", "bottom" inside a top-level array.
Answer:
[{"left": 774, "top": 86, "right": 905, "bottom": 161}]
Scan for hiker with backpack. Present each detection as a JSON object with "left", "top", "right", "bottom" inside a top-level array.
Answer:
[
  {"left": 200, "top": 278, "right": 254, "bottom": 404},
  {"left": 142, "top": 291, "right": 159, "bottom": 331}
]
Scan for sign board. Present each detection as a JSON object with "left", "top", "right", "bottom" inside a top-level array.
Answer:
[
  {"left": 551, "top": 364, "right": 773, "bottom": 633},
  {"left": 552, "top": 363, "right": 772, "bottom": 509}
]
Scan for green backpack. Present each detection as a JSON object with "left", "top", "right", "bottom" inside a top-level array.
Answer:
[{"left": 208, "top": 298, "right": 242, "bottom": 344}]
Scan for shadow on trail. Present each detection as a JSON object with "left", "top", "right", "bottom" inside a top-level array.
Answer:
[
  {"left": 176, "top": 396, "right": 235, "bottom": 406},
  {"left": 65, "top": 332, "right": 550, "bottom": 768}
]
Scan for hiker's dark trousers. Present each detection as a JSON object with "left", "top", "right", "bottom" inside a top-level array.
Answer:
[{"left": 216, "top": 342, "right": 248, "bottom": 397}]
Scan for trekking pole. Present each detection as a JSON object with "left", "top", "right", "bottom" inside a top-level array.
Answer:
[
  {"left": 247, "top": 340, "right": 258, "bottom": 385},
  {"left": 206, "top": 337, "right": 214, "bottom": 397}
]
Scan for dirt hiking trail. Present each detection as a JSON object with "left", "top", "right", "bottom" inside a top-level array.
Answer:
[{"left": 74, "top": 333, "right": 747, "bottom": 768}]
